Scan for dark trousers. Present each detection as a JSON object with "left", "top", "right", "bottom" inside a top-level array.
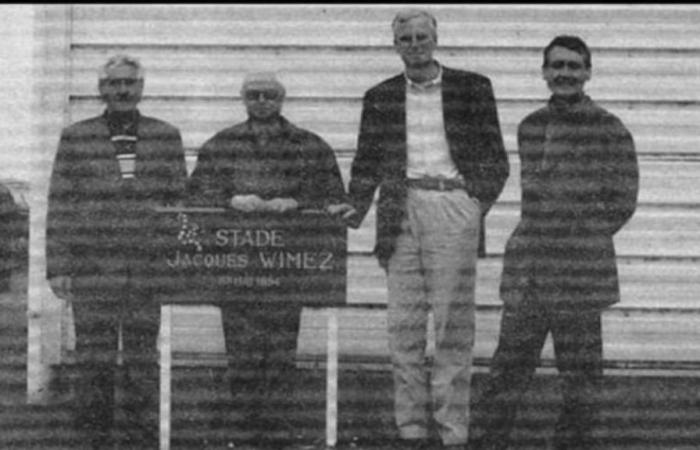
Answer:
[
  {"left": 71, "top": 280, "right": 160, "bottom": 449},
  {"left": 478, "top": 297, "right": 603, "bottom": 450},
  {"left": 221, "top": 301, "right": 303, "bottom": 443}
]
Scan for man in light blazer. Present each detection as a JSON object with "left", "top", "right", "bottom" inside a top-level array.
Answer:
[
  {"left": 46, "top": 54, "right": 187, "bottom": 450},
  {"left": 329, "top": 9, "right": 509, "bottom": 449}
]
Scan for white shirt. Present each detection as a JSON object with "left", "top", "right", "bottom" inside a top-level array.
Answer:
[{"left": 405, "top": 65, "right": 460, "bottom": 180}]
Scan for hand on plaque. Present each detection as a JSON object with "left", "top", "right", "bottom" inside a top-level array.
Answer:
[
  {"left": 49, "top": 275, "right": 72, "bottom": 299},
  {"left": 230, "top": 194, "right": 267, "bottom": 212},
  {"left": 326, "top": 203, "right": 357, "bottom": 220},
  {"left": 265, "top": 197, "right": 299, "bottom": 213}
]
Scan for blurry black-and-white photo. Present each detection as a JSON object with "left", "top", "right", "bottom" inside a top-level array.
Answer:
[{"left": 2, "top": 4, "right": 700, "bottom": 450}]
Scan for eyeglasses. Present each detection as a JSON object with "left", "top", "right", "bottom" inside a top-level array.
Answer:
[
  {"left": 395, "top": 33, "right": 433, "bottom": 47},
  {"left": 547, "top": 60, "right": 585, "bottom": 70},
  {"left": 102, "top": 78, "right": 140, "bottom": 88},
  {"left": 244, "top": 90, "right": 281, "bottom": 102}
]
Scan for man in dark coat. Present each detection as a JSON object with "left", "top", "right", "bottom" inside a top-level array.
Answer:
[
  {"left": 329, "top": 9, "right": 509, "bottom": 449},
  {"left": 187, "top": 72, "right": 347, "bottom": 447},
  {"left": 476, "top": 36, "right": 639, "bottom": 450},
  {"left": 46, "top": 54, "right": 187, "bottom": 449}
]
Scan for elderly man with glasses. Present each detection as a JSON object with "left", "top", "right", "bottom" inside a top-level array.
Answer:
[
  {"left": 187, "top": 72, "right": 347, "bottom": 448},
  {"left": 46, "top": 54, "right": 187, "bottom": 449}
]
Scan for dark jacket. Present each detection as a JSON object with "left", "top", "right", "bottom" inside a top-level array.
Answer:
[
  {"left": 0, "top": 184, "right": 22, "bottom": 277},
  {"left": 46, "top": 113, "right": 187, "bottom": 279},
  {"left": 187, "top": 116, "right": 347, "bottom": 209},
  {"left": 347, "top": 66, "right": 509, "bottom": 266},
  {"left": 500, "top": 95, "right": 639, "bottom": 309}
]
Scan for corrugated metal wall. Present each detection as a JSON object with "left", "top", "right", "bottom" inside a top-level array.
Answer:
[
  {"left": 40, "top": 4, "right": 700, "bottom": 369},
  {"left": 0, "top": 7, "right": 33, "bottom": 407}
]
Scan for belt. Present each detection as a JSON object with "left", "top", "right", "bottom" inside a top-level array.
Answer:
[{"left": 405, "top": 178, "right": 465, "bottom": 191}]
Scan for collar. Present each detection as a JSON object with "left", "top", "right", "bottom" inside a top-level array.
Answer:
[
  {"left": 243, "top": 115, "right": 296, "bottom": 139},
  {"left": 405, "top": 62, "right": 443, "bottom": 92},
  {"left": 547, "top": 93, "right": 591, "bottom": 114},
  {"left": 103, "top": 109, "right": 140, "bottom": 136}
]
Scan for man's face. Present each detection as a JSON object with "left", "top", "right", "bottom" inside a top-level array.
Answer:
[
  {"left": 243, "top": 81, "right": 284, "bottom": 122},
  {"left": 542, "top": 46, "right": 591, "bottom": 97},
  {"left": 393, "top": 17, "right": 437, "bottom": 68},
  {"left": 98, "top": 63, "right": 144, "bottom": 112}
]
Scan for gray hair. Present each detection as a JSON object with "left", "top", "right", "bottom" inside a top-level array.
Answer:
[
  {"left": 391, "top": 9, "right": 437, "bottom": 38},
  {"left": 98, "top": 54, "right": 145, "bottom": 80},
  {"left": 240, "top": 72, "right": 286, "bottom": 97}
]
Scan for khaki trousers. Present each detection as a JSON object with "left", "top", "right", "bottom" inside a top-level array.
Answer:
[{"left": 387, "top": 187, "right": 480, "bottom": 445}]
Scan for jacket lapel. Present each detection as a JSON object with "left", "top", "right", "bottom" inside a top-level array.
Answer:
[
  {"left": 94, "top": 116, "right": 115, "bottom": 154},
  {"left": 377, "top": 75, "right": 408, "bottom": 174},
  {"left": 441, "top": 67, "right": 470, "bottom": 147},
  {"left": 134, "top": 116, "right": 153, "bottom": 178}
]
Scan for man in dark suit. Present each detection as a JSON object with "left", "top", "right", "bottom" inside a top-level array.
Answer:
[
  {"left": 188, "top": 72, "right": 347, "bottom": 448},
  {"left": 46, "top": 54, "right": 187, "bottom": 449},
  {"left": 476, "top": 36, "right": 639, "bottom": 450},
  {"left": 329, "top": 9, "right": 509, "bottom": 449}
]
